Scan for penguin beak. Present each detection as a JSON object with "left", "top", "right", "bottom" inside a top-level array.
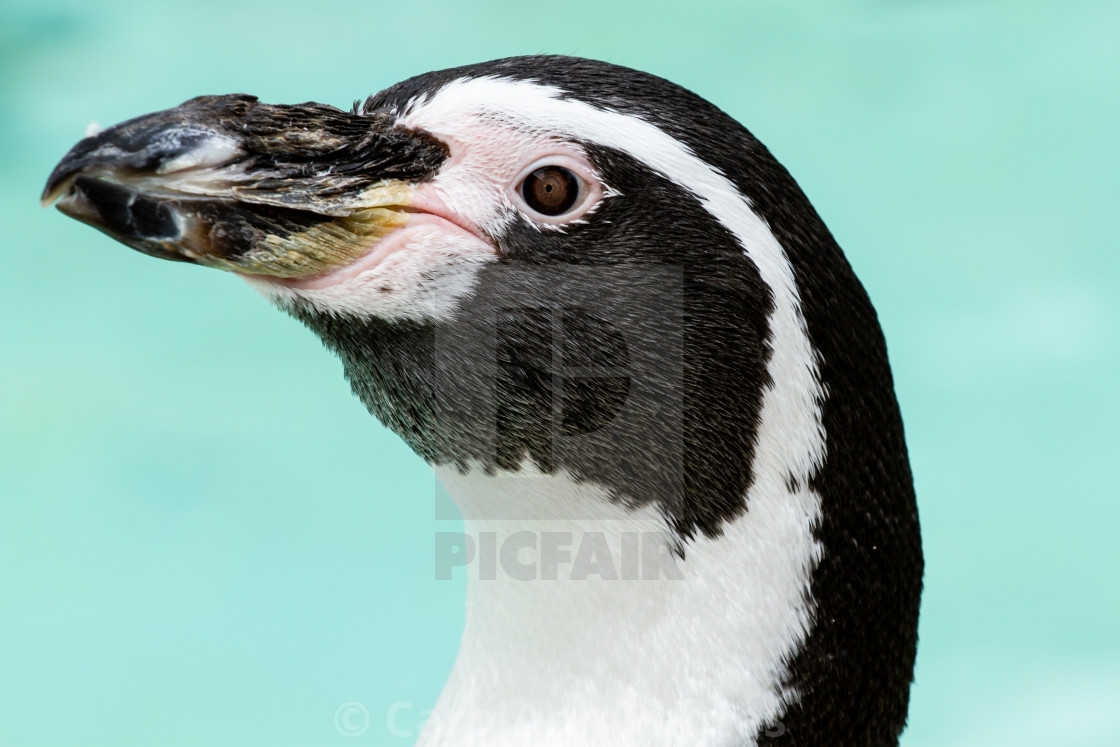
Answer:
[{"left": 42, "top": 95, "right": 448, "bottom": 278}]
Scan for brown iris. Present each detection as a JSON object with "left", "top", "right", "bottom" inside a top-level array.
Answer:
[{"left": 520, "top": 166, "right": 580, "bottom": 216}]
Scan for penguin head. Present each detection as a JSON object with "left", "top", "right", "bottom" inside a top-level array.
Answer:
[
  {"left": 43, "top": 56, "right": 785, "bottom": 539},
  {"left": 43, "top": 58, "right": 767, "bottom": 322}
]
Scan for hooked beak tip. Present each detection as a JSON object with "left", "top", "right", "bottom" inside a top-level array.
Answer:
[
  {"left": 40, "top": 182, "right": 66, "bottom": 208},
  {"left": 41, "top": 161, "right": 75, "bottom": 207}
]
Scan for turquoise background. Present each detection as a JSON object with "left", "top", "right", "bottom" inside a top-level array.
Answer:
[{"left": 2, "top": 1, "right": 1118, "bottom": 744}]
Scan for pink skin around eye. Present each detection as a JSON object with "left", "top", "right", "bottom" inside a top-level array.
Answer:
[{"left": 264, "top": 187, "right": 494, "bottom": 291}]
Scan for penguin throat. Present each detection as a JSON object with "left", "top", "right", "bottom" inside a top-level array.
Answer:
[{"left": 418, "top": 463, "right": 821, "bottom": 747}]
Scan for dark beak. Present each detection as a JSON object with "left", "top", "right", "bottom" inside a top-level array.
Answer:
[{"left": 43, "top": 94, "right": 448, "bottom": 278}]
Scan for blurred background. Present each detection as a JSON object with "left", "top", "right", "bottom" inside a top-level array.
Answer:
[{"left": 2, "top": 0, "right": 1117, "bottom": 744}]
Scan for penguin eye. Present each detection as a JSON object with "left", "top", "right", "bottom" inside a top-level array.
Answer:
[{"left": 519, "top": 166, "right": 581, "bottom": 217}]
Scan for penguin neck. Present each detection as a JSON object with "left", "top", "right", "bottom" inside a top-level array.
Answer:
[{"left": 419, "top": 462, "right": 822, "bottom": 747}]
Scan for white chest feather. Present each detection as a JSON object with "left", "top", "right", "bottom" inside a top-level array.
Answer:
[{"left": 418, "top": 463, "right": 821, "bottom": 747}]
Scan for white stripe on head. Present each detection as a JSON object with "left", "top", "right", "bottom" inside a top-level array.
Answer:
[{"left": 403, "top": 76, "right": 828, "bottom": 741}]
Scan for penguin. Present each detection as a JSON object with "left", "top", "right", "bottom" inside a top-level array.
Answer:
[{"left": 43, "top": 56, "right": 923, "bottom": 746}]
